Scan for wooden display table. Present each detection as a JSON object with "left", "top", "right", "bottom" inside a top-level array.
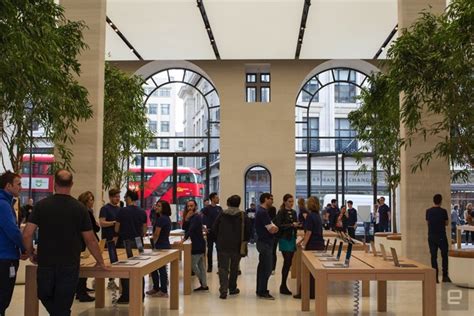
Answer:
[
  {"left": 24, "top": 249, "right": 180, "bottom": 316},
  {"left": 456, "top": 225, "right": 474, "bottom": 249},
  {"left": 301, "top": 250, "right": 436, "bottom": 315},
  {"left": 144, "top": 236, "right": 192, "bottom": 295}
]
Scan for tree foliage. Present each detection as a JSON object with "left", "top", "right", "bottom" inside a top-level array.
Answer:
[
  {"left": 0, "top": 0, "right": 93, "bottom": 172},
  {"left": 387, "top": 0, "right": 474, "bottom": 179},
  {"left": 102, "top": 63, "right": 152, "bottom": 190}
]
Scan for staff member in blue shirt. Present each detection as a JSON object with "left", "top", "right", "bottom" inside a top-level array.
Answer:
[
  {"left": 201, "top": 192, "right": 222, "bottom": 272},
  {"left": 347, "top": 201, "right": 358, "bottom": 238},
  {"left": 0, "top": 171, "right": 27, "bottom": 316},
  {"left": 255, "top": 193, "right": 279, "bottom": 300}
]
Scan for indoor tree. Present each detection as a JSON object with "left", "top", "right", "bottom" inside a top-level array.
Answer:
[
  {"left": 102, "top": 62, "right": 152, "bottom": 190},
  {"left": 348, "top": 73, "right": 401, "bottom": 232},
  {"left": 387, "top": 0, "right": 473, "bottom": 179},
  {"left": 0, "top": 0, "right": 92, "bottom": 172}
]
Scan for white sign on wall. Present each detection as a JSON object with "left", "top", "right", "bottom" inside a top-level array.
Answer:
[{"left": 21, "top": 178, "right": 49, "bottom": 190}]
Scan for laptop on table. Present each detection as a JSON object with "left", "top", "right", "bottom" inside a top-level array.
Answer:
[
  {"left": 314, "top": 239, "right": 337, "bottom": 257},
  {"left": 320, "top": 241, "right": 343, "bottom": 262},
  {"left": 124, "top": 239, "right": 151, "bottom": 260},
  {"left": 135, "top": 237, "right": 160, "bottom": 256},
  {"left": 323, "top": 243, "right": 353, "bottom": 268},
  {"left": 106, "top": 240, "right": 139, "bottom": 266},
  {"left": 390, "top": 248, "right": 417, "bottom": 268}
]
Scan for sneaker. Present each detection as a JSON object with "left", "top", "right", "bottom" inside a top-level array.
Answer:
[
  {"left": 107, "top": 280, "right": 119, "bottom": 290},
  {"left": 229, "top": 288, "right": 240, "bottom": 295},
  {"left": 77, "top": 294, "right": 95, "bottom": 302},
  {"left": 219, "top": 293, "right": 227, "bottom": 299},
  {"left": 258, "top": 293, "right": 275, "bottom": 300},
  {"left": 116, "top": 296, "right": 129, "bottom": 304},
  {"left": 146, "top": 289, "right": 159, "bottom": 296},
  {"left": 156, "top": 291, "right": 168, "bottom": 298},
  {"left": 442, "top": 276, "right": 452, "bottom": 283},
  {"left": 193, "top": 286, "right": 209, "bottom": 292}
]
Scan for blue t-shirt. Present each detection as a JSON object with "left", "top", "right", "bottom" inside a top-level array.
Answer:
[
  {"left": 99, "top": 203, "right": 120, "bottom": 241},
  {"left": 116, "top": 205, "right": 147, "bottom": 246},
  {"left": 255, "top": 206, "right": 273, "bottom": 244},
  {"left": 154, "top": 215, "right": 171, "bottom": 249},
  {"left": 304, "top": 212, "right": 324, "bottom": 250},
  {"left": 379, "top": 204, "right": 390, "bottom": 224},
  {"left": 348, "top": 208, "right": 358, "bottom": 226},
  {"left": 185, "top": 214, "right": 206, "bottom": 254}
]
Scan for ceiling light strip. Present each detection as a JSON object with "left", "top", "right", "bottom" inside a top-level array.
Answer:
[
  {"left": 106, "top": 16, "right": 143, "bottom": 60},
  {"left": 295, "top": 0, "right": 311, "bottom": 59},
  {"left": 196, "top": 0, "right": 220, "bottom": 59},
  {"left": 373, "top": 24, "right": 398, "bottom": 59}
]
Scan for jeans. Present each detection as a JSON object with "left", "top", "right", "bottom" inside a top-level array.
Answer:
[
  {"left": 191, "top": 254, "right": 207, "bottom": 287},
  {"left": 206, "top": 234, "right": 216, "bottom": 269},
  {"left": 347, "top": 227, "right": 356, "bottom": 239},
  {"left": 256, "top": 240, "right": 273, "bottom": 295},
  {"left": 120, "top": 278, "right": 145, "bottom": 300},
  {"left": 0, "top": 260, "right": 18, "bottom": 316},
  {"left": 217, "top": 252, "right": 241, "bottom": 295},
  {"left": 151, "top": 266, "right": 168, "bottom": 293},
  {"left": 37, "top": 264, "right": 79, "bottom": 316},
  {"left": 428, "top": 234, "right": 449, "bottom": 277},
  {"left": 379, "top": 222, "right": 390, "bottom": 232},
  {"left": 75, "top": 278, "right": 88, "bottom": 296}
]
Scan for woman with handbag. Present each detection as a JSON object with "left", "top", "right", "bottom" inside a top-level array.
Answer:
[{"left": 274, "top": 194, "right": 298, "bottom": 295}]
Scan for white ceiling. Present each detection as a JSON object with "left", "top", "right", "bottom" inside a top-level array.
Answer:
[{"left": 105, "top": 0, "right": 398, "bottom": 60}]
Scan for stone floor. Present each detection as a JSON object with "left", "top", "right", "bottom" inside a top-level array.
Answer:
[{"left": 7, "top": 243, "right": 474, "bottom": 315}]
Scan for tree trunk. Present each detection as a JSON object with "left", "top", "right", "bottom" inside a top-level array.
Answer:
[{"left": 391, "top": 186, "right": 397, "bottom": 233}]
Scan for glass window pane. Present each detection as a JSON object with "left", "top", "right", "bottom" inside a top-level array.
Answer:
[
  {"left": 261, "top": 87, "right": 270, "bottom": 102},
  {"left": 246, "top": 74, "right": 256, "bottom": 83},
  {"left": 260, "top": 73, "right": 270, "bottom": 83},
  {"left": 246, "top": 87, "right": 256, "bottom": 102}
]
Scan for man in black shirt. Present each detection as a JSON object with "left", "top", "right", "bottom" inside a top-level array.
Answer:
[
  {"left": 347, "top": 201, "right": 358, "bottom": 238},
  {"left": 245, "top": 203, "right": 256, "bottom": 244},
  {"left": 202, "top": 192, "right": 223, "bottom": 272},
  {"left": 114, "top": 190, "right": 147, "bottom": 303},
  {"left": 378, "top": 197, "right": 391, "bottom": 232},
  {"left": 327, "top": 199, "right": 340, "bottom": 231},
  {"left": 22, "top": 170, "right": 106, "bottom": 316},
  {"left": 426, "top": 194, "right": 451, "bottom": 283}
]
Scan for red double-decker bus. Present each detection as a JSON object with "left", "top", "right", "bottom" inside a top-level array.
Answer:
[
  {"left": 20, "top": 154, "right": 54, "bottom": 204},
  {"left": 128, "top": 166, "right": 205, "bottom": 223}
]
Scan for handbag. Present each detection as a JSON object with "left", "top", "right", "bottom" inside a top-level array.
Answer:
[{"left": 240, "top": 212, "right": 248, "bottom": 257}]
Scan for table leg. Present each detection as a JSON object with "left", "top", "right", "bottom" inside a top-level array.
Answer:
[
  {"left": 291, "top": 252, "right": 296, "bottom": 278},
  {"left": 315, "top": 272, "right": 328, "bottom": 316},
  {"left": 25, "top": 265, "right": 39, "bottom": 316},
  {"left": 362, "top": 280, "right": 370, "bottom": 297},
  {"left": 301, "top": 260, "right": 310, "bottom": 311},
  {"left": 456, "top": 227, "right": 461, "bottom": 249},
  {"left": 377, "top": 280, "right": 387, "bottom": 312},
  {"left": 183, "top": 243, "right": 192, "bottom": 295},
  {"left": 423, "top": 271, "right": 437, "bottom": 316},
  {"left": 129, "top": 272, "right": 143, "bottom": 315},
  {"left": 170, "top": 257, "right": 179, "bottom": 310},
  {"left": 95, "top": 278, "right": 105, "bottom": 308}
]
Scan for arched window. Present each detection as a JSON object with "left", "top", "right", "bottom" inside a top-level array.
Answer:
[
  {"left": 130, "top": 68, "right": 220, "bottom": 219},
  {"left": 295, "top": 67, "right": 387, "bottom": 207},
  {"left": 244, "top": 165, "right": 271, "bottom": 209}
]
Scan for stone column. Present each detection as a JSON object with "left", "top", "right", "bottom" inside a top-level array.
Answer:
[
  {"left": 59, "top": 0, "right": 106, "bottom": 212},
  {"left": 398, "top": 0, "right": 450, "bottom": 264}
]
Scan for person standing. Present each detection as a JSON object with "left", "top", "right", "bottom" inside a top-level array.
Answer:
[
  {"left": 75, "top": 191, "right": 100, "bottom": 302},
  {"left": 274, "top": 194, "right": 298, "bottom": 295},
  {"left": 245, "top": 203, "right": 257, "bottom": 244},
  {"left": 99, "top": 188, "right": 121, "bottom": 290},
  {"left": 297, "top": 198, "right": 308, "bottom": 225},
  {"left": 268, "top": 206, "right": 278, "bottom": 274},
  {"left": 347, "top": 201, "right": 358, "bottom": 239},
  {"left": 19, "top": 198, "right": 34, "bottom": 225},
  {"left": 464, "top": 203, "right": 473, "bottom": 244},
  {"left": 114, "top": 190, "right": 147, "bottom": 303},
  {"left": 183, "top": 200, "right": 209, "bottom": 292},
  {"left": 451, "top": 204, "right": 460, "bottom": 239},
  {"left": 0, "top": 171, "right": 27, "bottom": 316},
  {"left": 255, "top": 193, "right": 279, "bottom": 300},
  {"left": 202, "top": 192, "right": 222, "bottom": 272},
  {"left": 327, "top": 199, "right": 340, "bottom": 231},
  {"left": 378, "top": 197, "right": 391, "bottom": 232},
  {"left": 335, "top": 206, "right": 349, "bottom": 233},
  {"left": 300, "top": 196, "right": 325, "bottom": 298},
  {"left": 22, "top": 170, "right": 106, "bottom": 316},
  {"left": 426, "top": 194, "right": 451, "bottom": 283},
  {"left": 213, "top": 195, "right": 250, "bottom": 299},
  {"left": 147, "top": 200, "right": 172, "bottom": 297}
]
